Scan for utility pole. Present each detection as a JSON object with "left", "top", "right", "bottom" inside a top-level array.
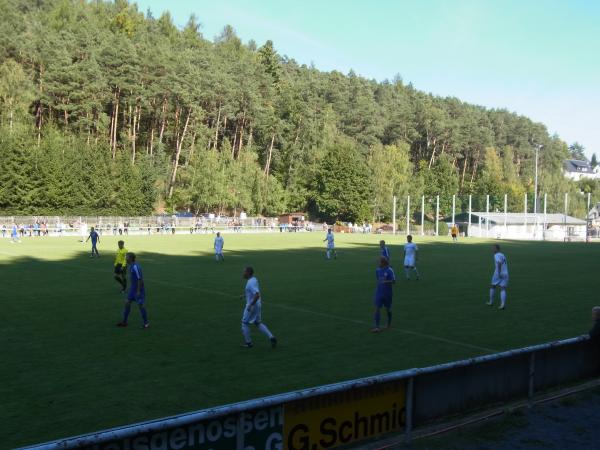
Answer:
[{"left": 534, "top": 144, "right": 542, "bottom": 239}]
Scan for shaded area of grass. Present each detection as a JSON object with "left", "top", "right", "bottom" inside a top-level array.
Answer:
[{"left": 1, "top": 234, "right": 598, "bottom": 447}]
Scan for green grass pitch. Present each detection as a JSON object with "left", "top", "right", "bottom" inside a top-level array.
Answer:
[{"left": 1, "top": 233, "right": 598, "bottom": 447}]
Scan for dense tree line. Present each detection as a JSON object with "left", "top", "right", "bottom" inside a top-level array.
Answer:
[{"left": 0, "top": 0, "right": 595, "bottom": 219}]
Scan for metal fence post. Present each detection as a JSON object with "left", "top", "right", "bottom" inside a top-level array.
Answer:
[
  {"left": 236, "top": 412, "right": 245, "bottom": 449},
  {"left": 435, "top": 195, "right": 439, "bottom": 236},
  {"left": 524, "top": 193, "right": 528, "bottom": 236},
  {"left": 504, "top": 193, "right": 508, "bottom": 237},
  {"left": 392, "top": 195, "right": 397, "bottom": 235},
  {"left": 543, "top": 193, "right": 547, "bottom": 241},
  {"left": 485, "top": 194, "right": 490, "bottom": 237},
  {"left": 421, "top": 195, "right": 425, "bottom": 236},
  {"left": 468, "top": 194, "right": 472, "bottom": 237},
  {"left": 587, "top": 192, "right": 592, "bottom": 243},
  {"left": 564, "top": 192, "right": 568, "bottom": 240},
  {"left": 406, "top": 195, "right": 411, "bottom": 236},
  {"left": 451, "top": 194, "right": 456, "bottom": 229},
  {"left": 405, "top": 377, "right": 414, "bottom": 442},
  {"left": 528, "top": 352, "right": 536, "bottom": 407}
]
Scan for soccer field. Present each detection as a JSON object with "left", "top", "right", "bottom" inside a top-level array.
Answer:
[{"left": 2, "top": 233, "right": 598, "bottom": 448}]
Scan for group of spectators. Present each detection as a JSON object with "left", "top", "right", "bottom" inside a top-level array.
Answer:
[
  {"left": 97, "top": 222, "right": 181, "bottom": 235},
  {"left": 1, "top": 221, "right": 54, "bottom": 237},
  {"left": 92, "top": 222, "right": 131, "bottom": 236},
  {"left": 0, "top": 221, "right": 137, "bottom": 238},
  {"left": 347, "top": 222, "right": 373, "bottom": 233},
  {"left": 279, "top": 222, "right": 313, "bottom": 232},
  {"left": 2, "top": 218, "right": 377, "bottom": 237},
  {"left": 190, "top": 220, "right": 216, "bottom": 234},
  {"left": 227, "top": 220, "right": 244, "bottom": 232}
]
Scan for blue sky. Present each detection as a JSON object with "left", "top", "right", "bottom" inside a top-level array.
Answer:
[{"left": 135, "top": 0, "right": 600, "bottom": 158}]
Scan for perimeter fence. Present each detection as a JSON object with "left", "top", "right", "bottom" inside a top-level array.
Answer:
[
  {"left": 1, "top": 191, "right": 598, "bottom": 241},
  {"left": 390, "top": 192, "right": 597, "bottom": 241},
  {"left": 0, "top": 215, "right": 289, "bottom": 237}
]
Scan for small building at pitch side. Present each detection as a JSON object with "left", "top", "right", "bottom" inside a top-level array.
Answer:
[{"left": 277, "top": 212, "right": 306, "bottom": 231}]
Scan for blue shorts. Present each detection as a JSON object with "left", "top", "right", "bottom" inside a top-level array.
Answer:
[
  {"left": 374, "top": 296, "right": 392, "bottom": 308},
  {"left": 127, "top": 291, "right": 146, "bottom": 305}
]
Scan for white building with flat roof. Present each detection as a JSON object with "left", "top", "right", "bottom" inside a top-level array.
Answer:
[{"left": 445, "top": 212, "right": 586, "bottom": 241}]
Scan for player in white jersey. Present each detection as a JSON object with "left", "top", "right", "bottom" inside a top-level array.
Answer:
[
  {"left": 403, "top": 235, "right": 420, "bottom": 280},
  {"left": 488, "top": 244, "right": 509, "bottom": 309},
  {"left": 214, "top": 232, "right": 224, "bottom": 261},
  {"left": 240, "top": 267, "right": 277, "bottom": 348},
  {"left": 324, "top": 228, "right": 337, "bottom": 259}
]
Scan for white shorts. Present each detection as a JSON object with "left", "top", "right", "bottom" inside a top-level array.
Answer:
[
  {"left": 242, "top": 302, "right": 262, "bottom": 325},
  {"left": 491, "top": 274, "right": 509, "bottom": 288},
  {"left": 327, "top": 244, "right": 335, "bottom": 250},
  {"left": 215, "top": 248, "right": 223, "bottom": 255},
  {"left": 404, "top": 256, "right": 416, "bottom": 267}
]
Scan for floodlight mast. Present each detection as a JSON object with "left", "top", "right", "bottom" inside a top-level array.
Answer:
[
  {"left": 534, "top": 144, "right": 542, "bottom": 215},
  {"left": 534, "top": 144, "right": 542, "bottom": 239}
]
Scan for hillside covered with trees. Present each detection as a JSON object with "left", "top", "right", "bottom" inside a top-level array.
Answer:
[{"left": 0, "top": 0, "right": 593, "bottom": 219}]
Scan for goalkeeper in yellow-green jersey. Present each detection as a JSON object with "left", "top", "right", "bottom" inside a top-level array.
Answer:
[{"left": 114, "top": 240, "right": 128, "bottom": 292}]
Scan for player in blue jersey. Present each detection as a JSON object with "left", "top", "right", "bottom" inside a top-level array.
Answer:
[
  {"left": 116, "top": 252, "right": 149, "bottom": 329},
  {"left": 10, "top": 224, "right": 21, "bottom": 243},
  {"left": 85, "top": 226, "right": 100, "bottom": 258},
  {"left": 379, "top": 240, "right": 390, "bottom": 262},
  {"left": 371, "top": 256, "right": 396, "bottom": 333}
]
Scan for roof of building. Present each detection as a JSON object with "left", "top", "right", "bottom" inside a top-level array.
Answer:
[
  {"left": 589, "top": 203, "right": 600, "bottom": 213},
  {"left": 564, "top": 159, "right": 595, "bottom": 174},
  {"left": 444, "top": 212, "right": 586, "bottom": 225}
]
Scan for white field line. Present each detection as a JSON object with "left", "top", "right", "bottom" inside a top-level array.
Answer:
[
  {"left": 257, "top": 302, "right": 498, "bottom": 353},
  {"left": 0, "top": 248, "right": 498, "bottom": 354},
  {"left": 150, "top": 280, "right": 499, "bottom": 353}
]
